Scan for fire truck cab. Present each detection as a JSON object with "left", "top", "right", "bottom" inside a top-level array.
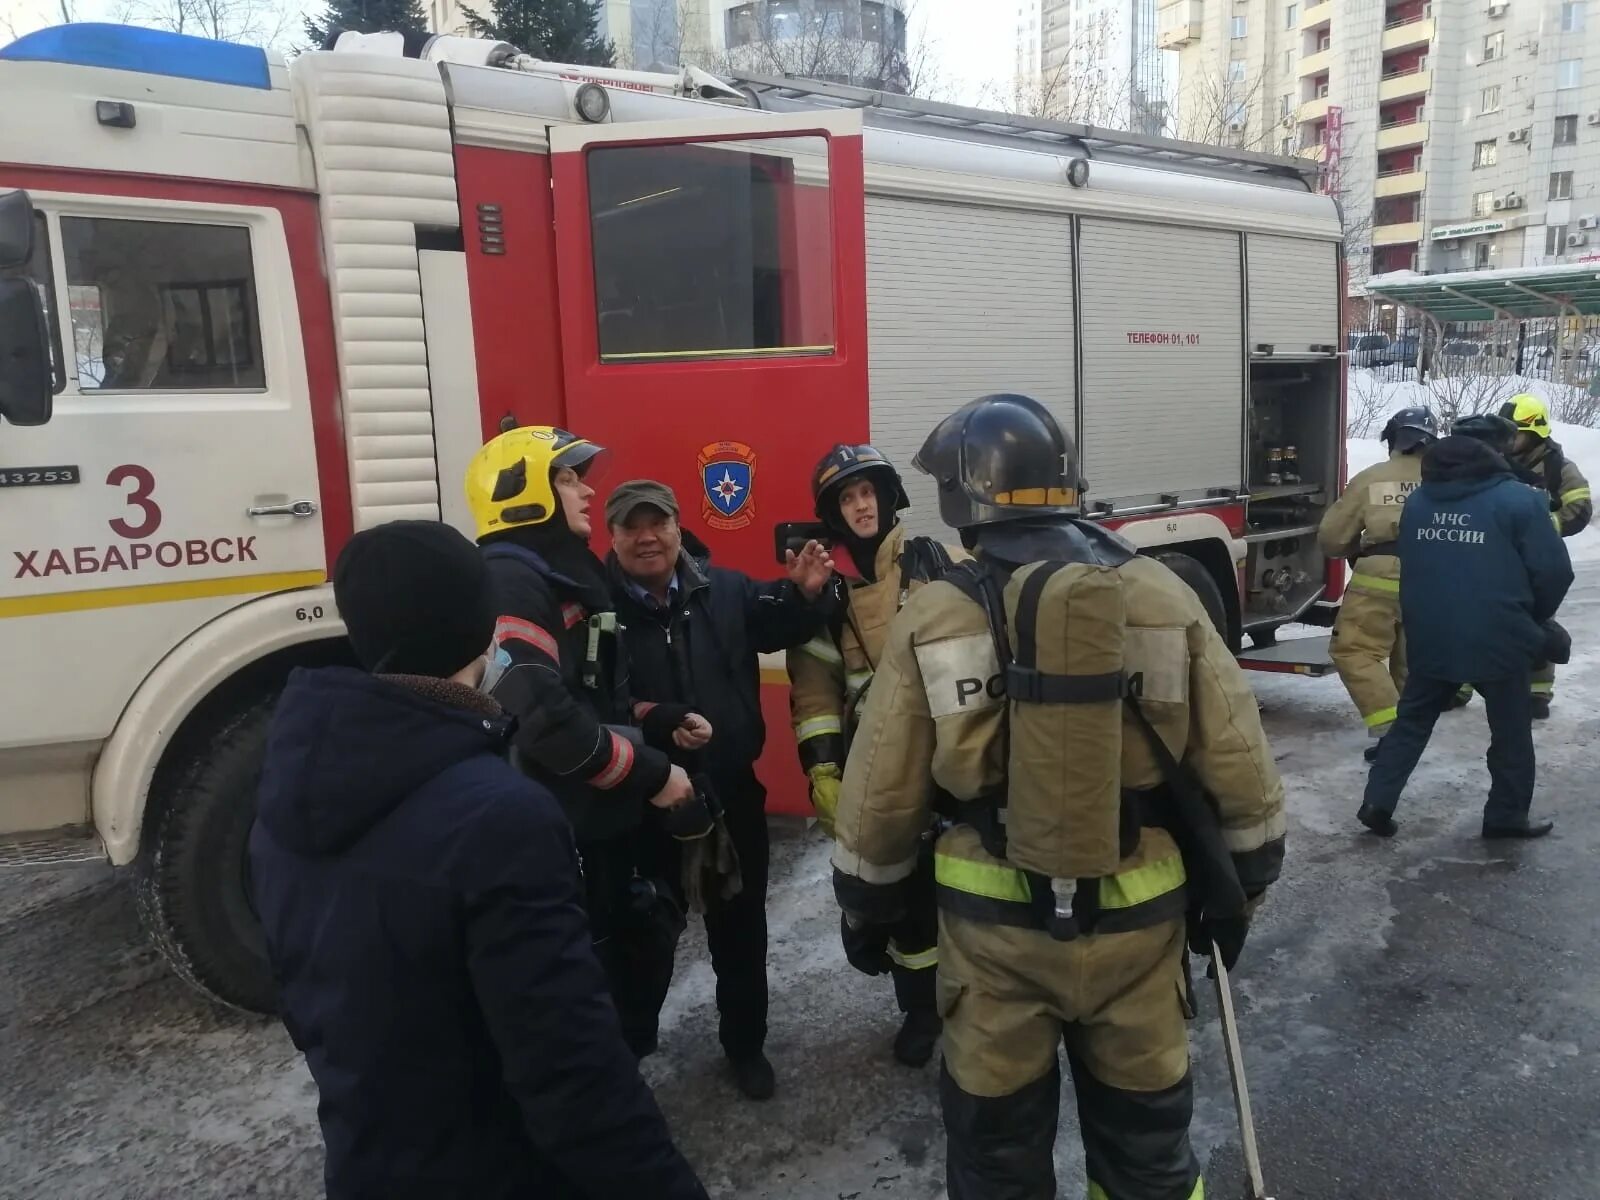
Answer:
[{"left": 0, "top": 24, "right": 1344, "bottom": 1011}]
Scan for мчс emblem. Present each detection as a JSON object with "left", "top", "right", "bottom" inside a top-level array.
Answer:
[{"left": 699, "top": 440, "right": 757, "bottom": 531}]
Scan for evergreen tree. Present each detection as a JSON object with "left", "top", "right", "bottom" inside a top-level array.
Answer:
[
  {"left": 461, "top": 0, "right": 615, "bottom": 66},
  {"left": 303, "top": 0, "right": 429, "bottom": 50}
]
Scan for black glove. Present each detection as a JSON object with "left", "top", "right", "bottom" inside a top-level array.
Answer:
[
  {"left": 640, "top": 703, "right": 694, "bottom": 752},
  {"left": 840, "top": 913, "right": 893, "bottom": 977},
  {"left": 1188, "top": 911, "right": 1249, "bottom": 977},
  {"left": 657, "top": 792, "right": 714, "bottom": 841},
  {"left": 1542, "top": 619, "right": 1572, "bottom": 665}
]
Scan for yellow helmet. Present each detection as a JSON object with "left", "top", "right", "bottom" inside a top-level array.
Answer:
[
  {"left": 1498, "top": 394, "right": 1552, "bottom": 439},
  {"left": 464, "top": 426, "right": 607, "bottom": 541}
]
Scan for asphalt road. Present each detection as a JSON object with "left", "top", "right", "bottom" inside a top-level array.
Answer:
[{"left": 2, "top": 574, "right": 1598, "bottom": 1199}]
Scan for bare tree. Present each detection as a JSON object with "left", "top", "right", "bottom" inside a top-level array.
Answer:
[
  {"left": 1171, "top": 64, "right": 1272, "bottom": 149},
  {"left": 1346, "top": 369, "right": 1392, "bottom": 439},
  {"left": 988, "top": 11, "right": 1136, "bottom": 127},
  {"left": 628, "top": 0, "right": 714, "bottom": 70},
  {"left": 126, "top": 0, "right": 295, "bottom": 46}
]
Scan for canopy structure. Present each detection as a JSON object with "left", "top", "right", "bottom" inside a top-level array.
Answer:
[{"left": 1365, "top": 263, "right": 1600, "bottom": 322}]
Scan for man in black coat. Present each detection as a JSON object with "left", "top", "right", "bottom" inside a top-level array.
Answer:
[
  {"left": 249, "top": 520, "right": 708, "bottom": 1200},
  {"left": 606, "top": 480, "right": 837, "bottom": 1100}
]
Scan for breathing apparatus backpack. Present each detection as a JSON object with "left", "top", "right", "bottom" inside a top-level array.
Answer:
[{"left": 943, "top": 555, "right": 1248, "bottom": 935}]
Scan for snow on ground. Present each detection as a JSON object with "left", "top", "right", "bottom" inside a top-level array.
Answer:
[{"left": 1348, "top": 371, "right": 1600, "bottom": 563}]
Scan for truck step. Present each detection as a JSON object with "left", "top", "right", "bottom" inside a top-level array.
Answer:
[
  {"left": 0, "top": 827, "right": 106, "bottom": 869},
  {"left": 1238, "top": 634, "right": 1335, "bottom": 677}
]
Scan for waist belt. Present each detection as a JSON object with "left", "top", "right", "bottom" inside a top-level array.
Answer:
[
  {"left": 1358, "top": 540, "right": 1399, "bottom": 559},
  {"left": 952, "top": 786, "right": 1182, "bottom": 942}
]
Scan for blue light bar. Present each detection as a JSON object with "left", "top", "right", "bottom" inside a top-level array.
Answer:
[{"left": 0, "top": 23, "right": 272, "bottom": 89}]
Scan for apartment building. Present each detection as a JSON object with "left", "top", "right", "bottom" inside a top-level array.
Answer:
[
  {"left": 1161, "top": 0, "right": 1600, "bottom": 284},
  {"left": 1017, "top": 0, "right": 1174, "bottom": 134}
]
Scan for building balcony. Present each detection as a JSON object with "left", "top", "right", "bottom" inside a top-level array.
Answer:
[
  {"left": 1375, "top": 168, "right": 1427, "bottom": 197},
  {"left": 1373, "top": 221, "right": 1424, "bottom": 247},
  {"left": 1382, "top": 15, "right": 1434, "bottom": 52},
  {"left": 1378, "top": 67, "right": 1431, "bottom": 102},
  {"left": 1301, "top": 142, "right": 1328, "bottom": 163},
  {"left": 1298, "top": 96, "right": 1331, "bottom": 124},
  {"left": 1301, "top": 0, "right": 1333, "bottom": 29},
  {"left": 1377, "top": 118, "right": 1429, "bottom": 151},
  {"left": 1157, "top": 0, "right": 1203, "bottom": 48},
  {"left": 1298, "top": 47, "right": 1333, "bottom": 77}
]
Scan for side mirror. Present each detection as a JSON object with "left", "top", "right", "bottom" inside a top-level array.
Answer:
[
  {"left": 0, "top": 189, "right": 33, "bottom": 270},
  {"left": 0, "top": 277, "right": 54, "bottom": 427}
]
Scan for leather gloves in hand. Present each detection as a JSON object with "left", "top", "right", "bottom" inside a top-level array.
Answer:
[{"left": 840, "top": 913, "right": 893, "bottom": 977}]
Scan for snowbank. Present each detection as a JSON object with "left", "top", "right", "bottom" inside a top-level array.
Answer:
[{"left": 1345, "top": 371, "right": 1600, "bottom": 562}]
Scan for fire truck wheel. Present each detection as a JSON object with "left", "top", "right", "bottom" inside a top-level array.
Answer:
[
  {"left": 1155, "top": 552, "right": 1228, "bottom": 641},
  {"left": 133, "top": 695, "right": 277, "bottom": 1016}
]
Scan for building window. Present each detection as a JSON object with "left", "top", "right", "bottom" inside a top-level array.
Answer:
[
  {"left": 1475, "top": 242, "right": 1493, "bottom": 269},
  {"left": 1484, "top": 32, "right": 1504, "bottom": 60},
  {"left": 1474, "top": 139, "right": 1498, "bottom": 167},
  {"left": 1556, "top": 114, "right": 1579, "bottom": 145},
  {"left": 1563, "top": 1, "right": 1586, "bottom": 31},
  {"left": 1283, "top": 50, "right": 1294, "bottom": 73},
  {"left": 1232, "top": 15, "right": 1247, "bottom": 38},
  {"left": 1548, "top": 224, "right": 1571, "bottom": 256},
  {"left": 586, "top": 136, "right": 835, "bottom": 364},
  {"left": 1551, "top": 170, "right": 1575, "bottom": 199},
  {"left": 1559, "top": 58, "right": 1583, "bottom": 88},
  {"left": 1228, "top": 59, "right": 1247, "bottom": 82},
  {"left": 1225, "top": 99, "right": 1249, "bottom": 129},
  {"left": 1472, "top": 190, "right": 1496, "bottom": 217},
  {"left": 1317, "top": 31, "right": 1331, "bottom": 51},
  {"left": 1481, "top": 85, "right": 1501, "bottom": 114},
  {"left": 1286, "top": 4, "right": 1297, "bottom": 28},
  {"left": 1280, "top": 92, "right": 1294, "bottom": 117},
  {"left": 726, "top": 3, "right": 756, "bottom": 46},
  {"left": 60, "top": 218, "right": 263, "bottom": 390},
  {"left": 1282, "top": 136, "right": 1294, "bottom": 155}
]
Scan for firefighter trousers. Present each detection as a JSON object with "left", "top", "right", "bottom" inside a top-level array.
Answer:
[
  {"left": 889, "top": 843, "right": 940, "bottom": 1016},
  {"left": 1532, "top": 659, "right": 1556, "bottom": 700},
  {"left": 1330, "top": 588, "right": 1405, "bottom": 736},
  {"left": 937, "top": 912, "right": 1202, "bottom": 1200},
  {"left": 582, "top": 834, "right": 686, "bottom": 1059}
]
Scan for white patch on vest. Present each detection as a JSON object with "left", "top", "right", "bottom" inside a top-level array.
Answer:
[
  {"left": 916, "top": 633, "right": 1004, "bottom": 719},
  {"left": 1123, "top": 628, "right": 1189, "bottom": 705},
  {"left": 1369, "top": 479, "right": 1419, "bottom": 507}
]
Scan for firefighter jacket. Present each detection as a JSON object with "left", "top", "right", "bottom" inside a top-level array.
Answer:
[
  {"left": 788, "top": 525, "right": 966, "bottom": 774},
  {"left": 1318, "top": 450, "right": 1423, "bottom": 598},
  {"left": 1508, "top": 438, "right": 1593, "bottom": 538},
  {"left": 482, "top": 541, "right": 671, "bottom": 843},
  {"left": 832, "top": 554, "right": 1286, "bottom": 934}
]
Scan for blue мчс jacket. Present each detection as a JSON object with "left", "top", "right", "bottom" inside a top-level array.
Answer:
[
  {"left": 248, "top": 666, "right": 707, "bottom": 1200},
  {"left": 1399, "top": 435, "right": 1574, "bottom": 683}
]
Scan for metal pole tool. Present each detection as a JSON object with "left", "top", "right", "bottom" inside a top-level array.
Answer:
[{"left": 1212, "top": 943, "right": 1275, "bottom": 1200}]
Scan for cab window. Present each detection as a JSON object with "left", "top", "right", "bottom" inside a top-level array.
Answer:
[
  {"left": 0, "top": 211, "right": 65, "bottom": 393},
  {"left": 59, "top": 217, "right": 265, "bottom": 390},
  {"left": 586, "top": 135, "right": 835, "bottom": 363}
]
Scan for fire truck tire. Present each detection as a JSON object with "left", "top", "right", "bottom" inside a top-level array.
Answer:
[
  {"left": 133, "top": 695, "right": 277, "bottom": 1016},
  {"left": 1155, "top": 551, "right": 1228, "bottom": 641}
]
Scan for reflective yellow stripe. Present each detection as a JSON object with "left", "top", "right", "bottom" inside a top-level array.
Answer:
[
  {"left": 1532, "top": 680, "right": 1555, "bottom": 695},
  {"left": 887, "top": 943, "right": 939, "bottom": 971},
  {"left": 1349, "top": 572, "right": 1400, "bottom": 595},
  {"left": 1091, "top": 1178, "right": 1202, "bottom": 1200},
  {"left": 1099, "top": 854, "right": 1187, "bottom": 910},
  {"left": 0, "top": 570, "right": 326, "bottom": 620},
  {"left": 796, "top": 715, "right": 843, "bottom": 742},
  {"left": 934, "top": 852, "right": 1032, "bottom": 903},
  {"left": 797, "top": 636, "right": 843, "bottom": 665},
  {"left": 1553, "top": 512, "right": 1563, "bottom": 532},
  {"left": 1363, "top": 705, "right": 1398, "bottom": 729},
  {"left": 1562, "top": 487, "right": 1592, "bottom": 504},
  {"left": 847, "top": 670, "right": 873, "bottom": 689}
]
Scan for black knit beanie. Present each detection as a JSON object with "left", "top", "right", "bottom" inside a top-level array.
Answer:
[{"left": 333, "top": 521, "right": 495, "bottom": 678}]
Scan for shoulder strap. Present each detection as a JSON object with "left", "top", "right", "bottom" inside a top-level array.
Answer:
[
  {"left": 1003, "top": 562, "right": 1125, "bottom": 704},
  {"left": 941, "top": 560, "right": 1013, "bottom": 674},
  {"left": 1545, "top": 446, "right": 1564, "bottom": 499}
]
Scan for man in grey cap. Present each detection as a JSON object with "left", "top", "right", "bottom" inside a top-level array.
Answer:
[{"left": 606, "top": 479, "right": 837, "bottom": 1099}]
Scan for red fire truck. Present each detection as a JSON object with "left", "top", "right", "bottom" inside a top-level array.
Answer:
[{"left": 0, "top": 24, "right": 1344, "bottom": 1010}]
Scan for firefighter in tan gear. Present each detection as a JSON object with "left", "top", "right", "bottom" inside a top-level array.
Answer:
[
  {"left": 833, "top": 395, "right": 1286, "bottom": 1200},
  {"left": 1319, "top": 406, "right": 1439, "bottom": 759},
  {"left": 789, "top": 443, "right": 965, "bottom": 1066},
  {"left": 1498, "top": 393, "right": 1591, "bottom": 718}
]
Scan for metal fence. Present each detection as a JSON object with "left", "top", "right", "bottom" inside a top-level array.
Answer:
[{"left": 1344, "top": 311, "right": 1600, "bottom": 437}]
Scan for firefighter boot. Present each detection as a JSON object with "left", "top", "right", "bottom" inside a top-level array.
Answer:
[
  {"left": 1532, "top": 660, "right": 1555, "bottom": 719},
  {"left": 1357, "top": 803, "right": 1399, "bottom": 837},
  {"left": 894, "top": 1009, "right": 943, "bottom": 1068}
]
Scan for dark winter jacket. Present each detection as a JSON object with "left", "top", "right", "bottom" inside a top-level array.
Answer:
[
  {"left": 249, "top": 667, "right": 707, "bottom": 1200},
  {"left": 608, "top": 532, "right": 835, "bottom": 803},
  {"left": 1400, "top": 436, "right": 1574, "bottom": 683},
  {"left": 482, "top": 540, "right": 671, "bottom": 843}
]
